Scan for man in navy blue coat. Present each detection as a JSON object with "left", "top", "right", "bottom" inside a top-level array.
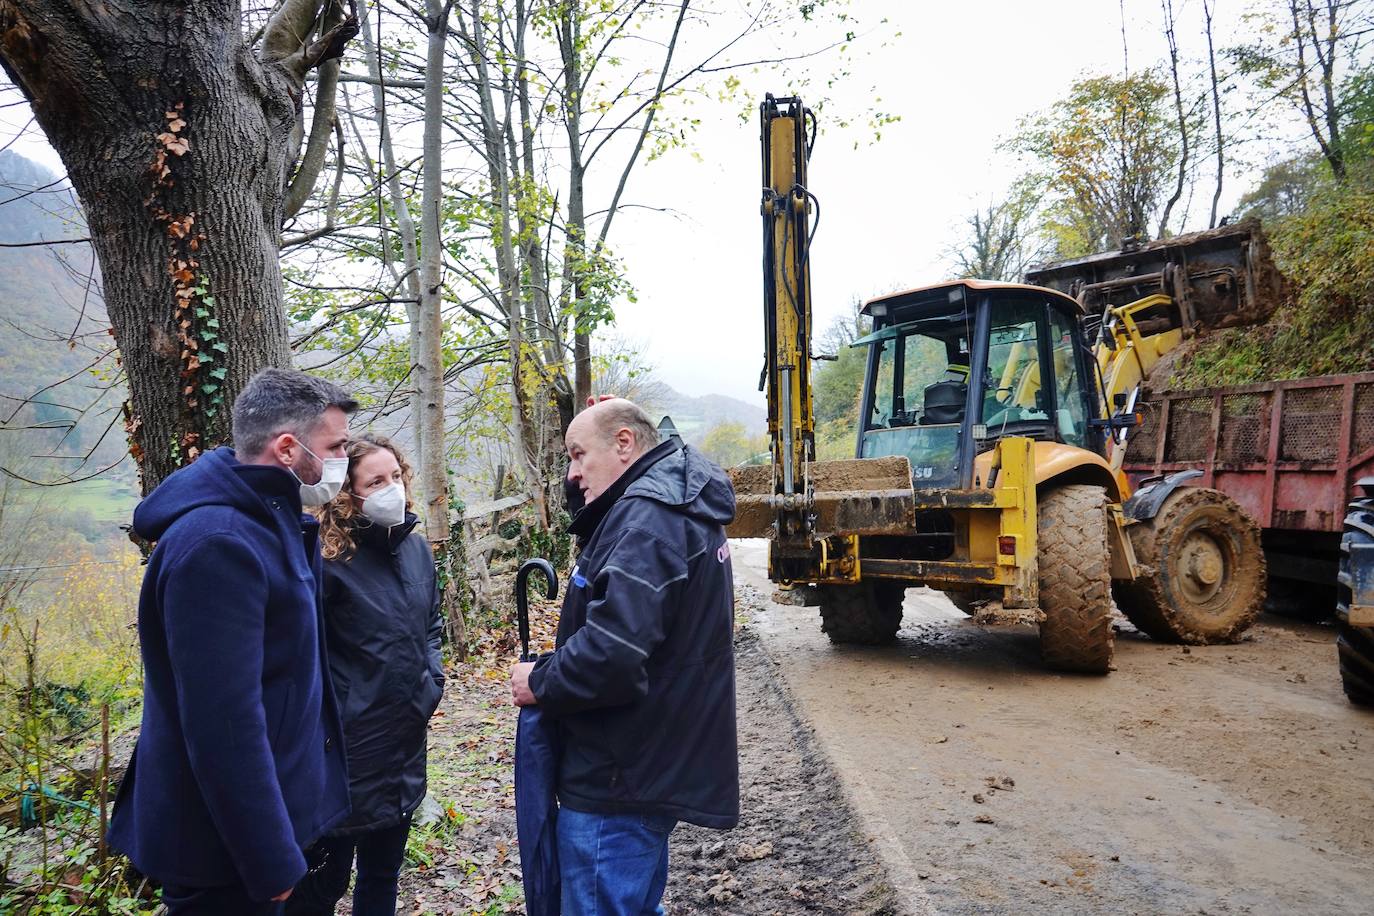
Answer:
[
  {"left": 110, "top": 368, "right": 356, "bottom": 914},
  {"left": 510, "top": 398, "right": 739, "bottom": 915}
]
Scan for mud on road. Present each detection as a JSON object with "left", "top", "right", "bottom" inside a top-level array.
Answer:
[
  {"left": 733, "top": 539, "right": 1374, "bottom": 914},
  {"left": 664, "top": 625, "right": 896, "bottom": 915}
]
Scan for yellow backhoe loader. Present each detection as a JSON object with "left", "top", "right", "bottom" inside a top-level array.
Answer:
[{"left": 729, "top": 95, "right": 1277, "bottom": 673}]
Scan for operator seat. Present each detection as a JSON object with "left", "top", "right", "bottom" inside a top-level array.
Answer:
[{"left": 921, "top": 367, "right": 967, "bottom": 425}]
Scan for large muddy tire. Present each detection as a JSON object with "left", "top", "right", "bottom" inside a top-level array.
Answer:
[
  {"left": 818, "top": 581, "right": 906, "bottom": 644},
  {"left": 1037, "top": 485, "right": 1114, "bottom": 674},
  {"left": 1113, "top": 487, "right": 1264, "bottom": 645},
  {"left": 1337, "top": 497, "right": 1374, "bottom": 706}
]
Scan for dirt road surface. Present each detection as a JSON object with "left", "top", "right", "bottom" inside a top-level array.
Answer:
[
  {"left": 733, "top": 539, "right": 1374, "bottom": 915},
  {"left": 664, "top": 629, "right": 896, "bottom": 915}
]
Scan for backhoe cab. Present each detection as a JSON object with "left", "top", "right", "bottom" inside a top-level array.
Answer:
[{"left": 856, "top": 280, "right": 1116, "bottom": 492}]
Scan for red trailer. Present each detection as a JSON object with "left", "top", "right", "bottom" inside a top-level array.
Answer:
[{"left": 1124, "top": 371, "right": 1374, "bottom": 610}]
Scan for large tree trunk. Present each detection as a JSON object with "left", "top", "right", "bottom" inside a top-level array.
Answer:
[
  {"left": 558, "top": 5, "right": 594, "bottom": 414},
  {"left": 0, "top": 0, "right": 354, "bottom": 492},
  {"left": 416, "top": 0, "right": 464, "bottom": 653}
]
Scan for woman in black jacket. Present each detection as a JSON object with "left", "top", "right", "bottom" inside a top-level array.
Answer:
[{"left": 288, "top": 434, "right": 445, "bottom": 915}]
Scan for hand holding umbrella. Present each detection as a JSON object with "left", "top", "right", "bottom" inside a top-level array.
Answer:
[{"left": 511, "top": 557, "right": 561, "bottom": 916}]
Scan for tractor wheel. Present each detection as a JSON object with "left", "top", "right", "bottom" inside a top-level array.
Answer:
[
  {"left": 817, "top": 581, "right": 906, "bottom": 645},
  {"left": 1337, "top": 623, "right": 1374, "bottom": 706},
  {"left": 1113, "top": 487, "right": 1264, "bottom": 645},
  {"left": 1037, "top": 485, "right": 1114, "bottom": 674},
  {"left": 1337, "top": 497, "right": 1374, "bottom": 706}
]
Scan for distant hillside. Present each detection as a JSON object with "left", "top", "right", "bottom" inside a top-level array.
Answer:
[
  {"left": 0, "top": 151, "right": 132, "bottom": 501},
  {"left": 652, "top": 388, "right": 767, "bottom": 444},
  {"left": 0, "top": 150, "right": 84, "bottom": 244}
]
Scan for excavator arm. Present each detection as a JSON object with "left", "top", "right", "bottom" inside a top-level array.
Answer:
[
  {"left": 759, "top": 94, "right": 816, "bottom": 538},
  {"left": 732, "top": 95, "right": 917, "bottom": 548}
]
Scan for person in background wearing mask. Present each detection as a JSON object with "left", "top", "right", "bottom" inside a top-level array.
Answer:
[
  {"left": 110, "top": 368, "right": 356, "bottom": 914},
  {"left": 287, "top": 434, "right": 445, "bottom": 916}
]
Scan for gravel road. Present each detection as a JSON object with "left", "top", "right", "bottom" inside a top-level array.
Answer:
[{"left": 732, "top": 538, "right": 1374, "bottom": 915}]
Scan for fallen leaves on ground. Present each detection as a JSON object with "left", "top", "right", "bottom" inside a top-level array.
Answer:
[{"left": 373, "top": 596, "right": 560, "bottom": 916}]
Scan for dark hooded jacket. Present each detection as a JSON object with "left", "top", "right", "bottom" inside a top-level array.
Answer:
[
  {"left": 320, "top": 513, "right": 445, "bottom": 834},
  {"left": 108, "top": 447, "right": 350, "bottom": 902},
  {"left": 528, "top": 440, "right": 739, "bottom": 829}
]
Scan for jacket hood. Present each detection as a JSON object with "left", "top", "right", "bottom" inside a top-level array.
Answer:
[
  {"left": 133, "top": 447, "right": 302, "bottom": 541},
  {"left": 625, "top": 443, "right": 735, "bottom": 526}
]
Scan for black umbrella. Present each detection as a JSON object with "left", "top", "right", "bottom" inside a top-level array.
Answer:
[{"left": 514, "top": 558, "right": 560, "bottom": 916}]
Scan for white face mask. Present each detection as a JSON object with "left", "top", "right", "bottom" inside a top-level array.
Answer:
[
  {"left": 359, "top": 481, "right": 407, "bottom": 528},
  {"left": 292, "top": 441, "right": 349, "bottom": 507}
]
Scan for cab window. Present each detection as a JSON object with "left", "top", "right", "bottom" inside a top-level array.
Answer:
[
  {"left": 981, "top": 298, "right": 1048, "bottom": 432},
  {"left": 1047, "top": 305, "right": 1089, "bottom": 447},
  {"left": 869, "top": 331, "right": 966, "bottom": 429}
]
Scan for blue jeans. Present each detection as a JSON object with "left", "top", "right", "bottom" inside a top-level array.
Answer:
[{"left": 556, "top": 808, "right": 677, "bottom": 915}]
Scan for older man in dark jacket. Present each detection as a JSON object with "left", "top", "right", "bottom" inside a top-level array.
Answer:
[
  {"left": 109, "top": 369, "right": 355, "bottom": 914},
  {"left": 511, "top": 398, "right": 739, "bottom": 915}
]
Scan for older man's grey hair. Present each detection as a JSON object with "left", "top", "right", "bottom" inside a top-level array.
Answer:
[
  {"left": 231, "top": 368, "right": 358, "bottom": 458},
  {"left": 596, "top": 400, "right": 661, "bottom": 454}
]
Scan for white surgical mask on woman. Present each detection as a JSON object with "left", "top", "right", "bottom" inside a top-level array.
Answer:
[
  {"left": 292, "top": 442, "right": 349, "bottom": 507},
  {"left": 358, "top": 482, "right": 407, "bottom": 528}
]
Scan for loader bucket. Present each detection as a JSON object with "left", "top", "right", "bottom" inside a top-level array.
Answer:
[
  {"left": 727, "top": 456, "right": 917, "bottom": 538},
  {"left": 1024, "top": 219, "right": 1286, "bottom": 334}
]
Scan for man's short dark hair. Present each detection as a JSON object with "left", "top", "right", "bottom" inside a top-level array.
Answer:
[
  {"left": 595, "top": 400, "right": 661, "bottom": 455},
  {"left": 231, "top": 368, "right": 358, "bottom": 458}
]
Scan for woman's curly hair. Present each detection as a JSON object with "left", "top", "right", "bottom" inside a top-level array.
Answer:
[{"left": 312, "top": 433, "right": 415, "bottom": 561}]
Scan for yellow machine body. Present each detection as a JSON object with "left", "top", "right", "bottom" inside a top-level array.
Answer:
[{"left": 729, "top": 435, "right": 1135, "bottom": 603}]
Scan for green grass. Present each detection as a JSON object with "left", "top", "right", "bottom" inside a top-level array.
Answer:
[
  {"left": 12, "top": 476, "right": 139, "bottom": 526},
  {"left": 57, "top": 478, "right": 139, "bottom": 522}
]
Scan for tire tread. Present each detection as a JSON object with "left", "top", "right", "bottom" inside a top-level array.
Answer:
[
  {"left": 1038, "top": 485, "right": 1114, "bottom": 674},
  {"left": 818, "top": 582, "right": 905, "bottom": 645}
]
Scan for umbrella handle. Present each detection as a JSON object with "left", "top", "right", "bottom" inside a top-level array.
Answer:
[{"left": 515, "top": 558, "right": 558, "bottom": 662}]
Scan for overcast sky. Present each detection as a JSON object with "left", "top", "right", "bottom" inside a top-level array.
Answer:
[
  {"left": 0, "top": 0, "right": 1320, "bottom": 407},
  {"left": 602, "top": 0, "right": 1310, "bottom": 405}
]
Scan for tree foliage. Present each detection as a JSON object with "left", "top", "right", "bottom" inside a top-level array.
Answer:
[
  {"left": 277, "top": 0, "right": 872, "bottom": 528},
  {"left": 1229, "top": 0, "right": 1373, "bottom": 183},
  {"left": 812, "top": 302, "right": 869, "bottom": 460},
  {"left": 1237, "top": 154, "right": 1328, "bottom": 223},
  {"left": 699, "top": 421, "right": 764, "bottom": 468},
  {"left": 1175, "top": 67, "right": 1374, "bottom": 388},
  {"left": 1012, "top": 70, "right": 1181, "bottom": 257}
]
